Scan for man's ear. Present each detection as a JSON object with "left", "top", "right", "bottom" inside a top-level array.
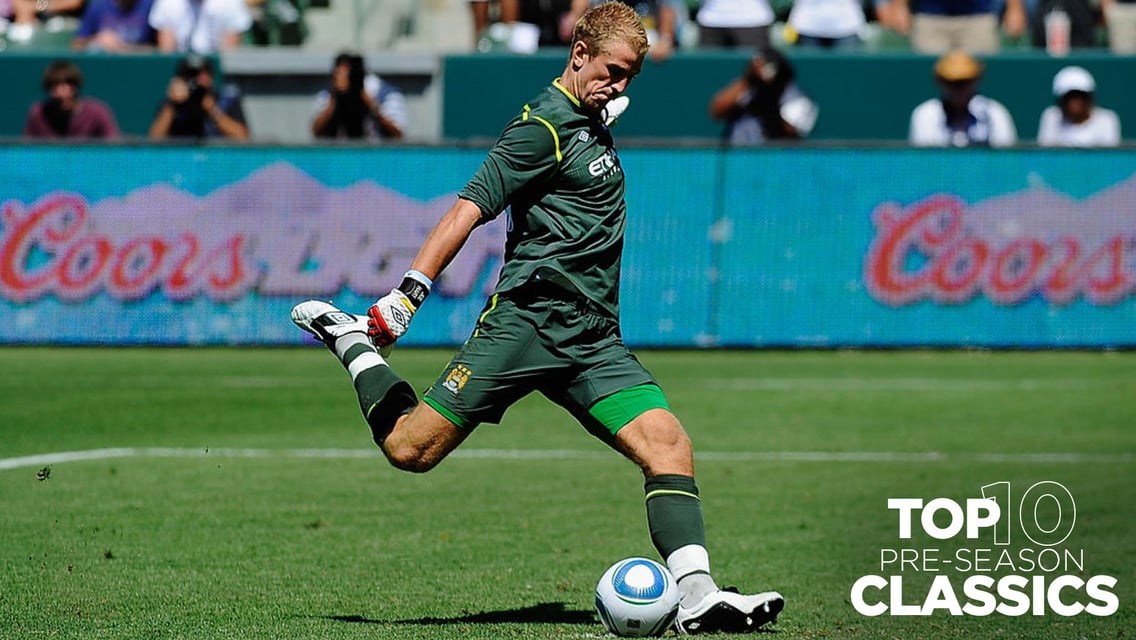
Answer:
[{"left": 569, "top": 40, "right": 590, "bottom": 71}]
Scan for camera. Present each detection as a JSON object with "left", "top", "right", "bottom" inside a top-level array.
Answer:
[
  {"left": 345, "top": 55, "right": 363, "bottom": 93},
  {"left": 184, "top": 78, "right": 209, "bottom": 108},
  {"left": 332, "top": 52, "right": 367, "bottom": 96},
  {"left": 175, "top": 55, "right": 213, "bottom": 109},
  {"left": 347, "top": 54, "right": 366, "bottom": 94}
]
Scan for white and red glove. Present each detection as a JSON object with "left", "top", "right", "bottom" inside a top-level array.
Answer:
[
  {"left": 366, "top": 270, "right": 432, "bottom": 348},
  {"left": 367, "top": 289, "right": 417, "bottom": 347}
]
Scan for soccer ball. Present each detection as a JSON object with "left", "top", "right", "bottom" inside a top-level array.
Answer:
[{"left": 594, "top": 557, "right": 680, "bottom": 637}]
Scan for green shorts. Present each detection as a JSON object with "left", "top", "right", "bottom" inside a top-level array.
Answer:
[{"left": 423, "top": 290, "right": 669, "bottom": 441}]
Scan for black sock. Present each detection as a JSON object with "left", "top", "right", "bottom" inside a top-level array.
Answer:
[{"left": 356, "top": 366, "right": 417, "bottom": 445}]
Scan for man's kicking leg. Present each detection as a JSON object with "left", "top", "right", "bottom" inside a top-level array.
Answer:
[
  {"left": 291, "top": 300, "right": 468, "bottom": 472},
  {"left": 613, "top": 406, "right": 784, "bottom": 634}
]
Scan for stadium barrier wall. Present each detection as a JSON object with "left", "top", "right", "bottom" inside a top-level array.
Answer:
[
  {"left": 443, "top": 51, "right": 1136, "bottom": 142},
  {"left": 1, "top": 144, "right": 1133, "bottom": 348},
  {"left": 0, "top": 53, "right": 220, "bottom": 139},
  {"left": 3, "top": 51, "right": 1134, "bottom": 143}
]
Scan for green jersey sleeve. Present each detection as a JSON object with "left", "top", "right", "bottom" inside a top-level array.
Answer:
[{"left": 459, "top": 116, "right": 561, "bottom": 221}]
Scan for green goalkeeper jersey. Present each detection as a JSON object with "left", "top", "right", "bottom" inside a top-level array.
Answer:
[{"left": 459, "top": 79, "right": 628, "bottom": 319}]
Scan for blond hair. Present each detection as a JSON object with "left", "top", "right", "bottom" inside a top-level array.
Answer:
[{"left": 570, "top": 1, "right": 649, "bottom": 59}]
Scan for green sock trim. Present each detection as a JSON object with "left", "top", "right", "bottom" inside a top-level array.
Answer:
[
  {"left": 588, "top": 384, "right": 670, "bottom": 436},
  {"left": 423, "top": 396, "right": 472, "bottom": 430},
  {"left": 646, "top": 488, "right": 700, "bottom": 502},
  {"left": 645, "top": 474, "right": 700, "bottom": 499}
]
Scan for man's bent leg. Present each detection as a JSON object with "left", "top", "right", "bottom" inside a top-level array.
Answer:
[
  {"left": 614, "top": 409, "right": 717, "bottom": 600},
  {"left": 292, "top": 300, "right": 464, "bottom": 473},
  {"left": 379, "top": 402, "right": 471, "bottom": 473},
  {"left": 614, "top": 407, "right": 783, "bottom": 634},
  {"left": 612, "top": 407, "right": 693, "bottom": 477}
]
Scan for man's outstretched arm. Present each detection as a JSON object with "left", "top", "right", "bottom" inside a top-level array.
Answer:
[
  {"left": 409, "top": 197, "right": 486, "bottom": 281},
  {"left": 367, "top": 198, "right": 487, "bottom": 346}
]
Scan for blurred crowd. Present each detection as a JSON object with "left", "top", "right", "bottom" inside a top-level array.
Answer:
[
  {"left": 2, "top": 0, "right": 1133, "bottom": 53},
  {"left": 0, "top": 0, "right": 304, "bottom": 50},
  {"left": 19, "top": 50, "right": 407, "bottom": 142},
  {"left": 3, "top": 0, "right": 1130, "bottom": 145},
  {"left": 466, "top": 0, "right": 1135, "bottom": 56},
  {"left": 707, "top": 47, "right": 1121, "bottom": 147}
]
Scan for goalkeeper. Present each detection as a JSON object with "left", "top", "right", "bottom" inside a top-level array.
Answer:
[{"left": 291, "top": 2, "right": 783, "bottom": 633}]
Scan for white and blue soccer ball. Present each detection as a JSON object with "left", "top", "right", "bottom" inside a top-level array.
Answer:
[{"left": 594, "top": 557, "right": 680, "bottom": 637}]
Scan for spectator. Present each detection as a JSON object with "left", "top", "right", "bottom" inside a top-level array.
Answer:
[
  {"left": 71, "top": 0, "right": 157, "bottom": 51},
  {"left": 786, "top": 0, "right": 866, "bottom": 48},
  {"left": 6, "top": 0, "right": 84, "bottom": 41},
  {"left": 245, "top": 0, "right": 306, "bottom": 45},
  {"left": 709, "top": 47, "right": 818, "bottom": 145},
  {"left": 1030, "top": 0, "right": 1098, "bottom": 51},
  {"left": 24, "top": 59, "right": 120, "bottom": 139},
  {"left": 694, "top": 0, "right": 775, "bottom": 49},
  {"left": 1037, "top": 66, "right": 1120, "bottom": 147},
  {"left": 469, "top": 0, "right": 492, "bottom": 41},
  {"left": 469, "top": 0, "right": 517, "bottom": 44},
  {"left": 500, "top": 0, "right": 587, "bottom": 47},
  {"left": 875, "top": 0, "right": 1026, "bottom": 52},
  {"left": 149, "top": 0, "right": 251, "bottom": 53},
  {"left": 604, "top": 0, "right": 678, "bottom": 60},
  {"left": 909, "top": 50, "right": 1017, "bottom": 147},
  {"left": 311, "top": 52, "right": 407, "bottom": 141},
  {"left": 148, "top": 54, "right": 249, "bottom": 140},
  {"left": 1101, "top": 0, "right": 1136, "bottom": 53}
]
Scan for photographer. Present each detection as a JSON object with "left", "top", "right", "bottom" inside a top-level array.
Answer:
[
  {"left": 24, "top": 59, "right": 120, "bottom": 139},
  {"left": 311, "top": 52, "right": 406, "bottom": 141},
  {"left": 708, "top": 47, "right": 818, "bottom": 146},
  {"left": 148, "top": 55, "right": 249, "bottom": 141}
]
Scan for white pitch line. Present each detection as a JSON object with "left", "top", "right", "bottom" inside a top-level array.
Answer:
[{"left": 0, "top": 447, "right": 1131, "bottom": 472}]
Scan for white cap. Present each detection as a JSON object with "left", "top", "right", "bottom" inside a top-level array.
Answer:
[{"left": 1052, "top": 66, "right": 1095, "bottom": 97}]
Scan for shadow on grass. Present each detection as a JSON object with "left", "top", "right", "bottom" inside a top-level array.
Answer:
[{"left": 324, "top": 601, "right": 596, "bottom": 626}]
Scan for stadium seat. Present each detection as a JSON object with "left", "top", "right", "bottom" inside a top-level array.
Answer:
[
  {"left": 299, "top": 0, "right": 471, "bottom": 52},
  {"left": 389, "top": 0, "right": 472, "bottom": 52},
  {"left": 301, "top": 0, "right": 416, "bottom": 50},
  {"left": 0, "top": 24, "right": 77, "bottom": 51},
  {"left": 246, "top": 0, "right": 310, "bottom": 46},
  {"left": 855, "top": 23, "right": 911, "bottom": 50},
  {"left": 1000, "top": 32, "right": 1033, "bottom": 50}
]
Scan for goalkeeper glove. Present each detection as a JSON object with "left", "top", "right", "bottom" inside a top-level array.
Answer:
[
  {"left": 367, "top": 270, "right": 432, "bottom": 347},
  {"left": 602, "top": 95, "right": 630, "bottom": 127}
]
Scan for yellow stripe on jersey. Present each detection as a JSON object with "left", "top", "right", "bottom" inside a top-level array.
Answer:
[
  {"left": 522, "top": 104, "right": 563, "bottom": 163},
  {"left": 552, "top": 78, "right": 579, "bottom": 107}
]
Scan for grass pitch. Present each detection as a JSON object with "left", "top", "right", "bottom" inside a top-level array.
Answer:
[{"left": 1, "top": 347, "right": 1133, "bottom": 639}]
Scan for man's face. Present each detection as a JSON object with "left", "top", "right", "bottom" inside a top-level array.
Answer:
[
  {"left": 571, "top": 39, "right": 643, "bottom": 114},
  {"left": 938, "top": 78, "right": 977, "bottom": 111},
  {"left": 47, "top": 80, "right": 78, "bottom": 109},
  {"left": 1060, "top": 91, "right": 1092, "bottom": 124},
  {"left": 333, "top": 62, "right": 351, "bottom": 86},
  {"left": 190, "top": 68, "right": 214, "bottom": 90},
  {"left": 747, "top": 54, "right": 778, "bottom": 85}
]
